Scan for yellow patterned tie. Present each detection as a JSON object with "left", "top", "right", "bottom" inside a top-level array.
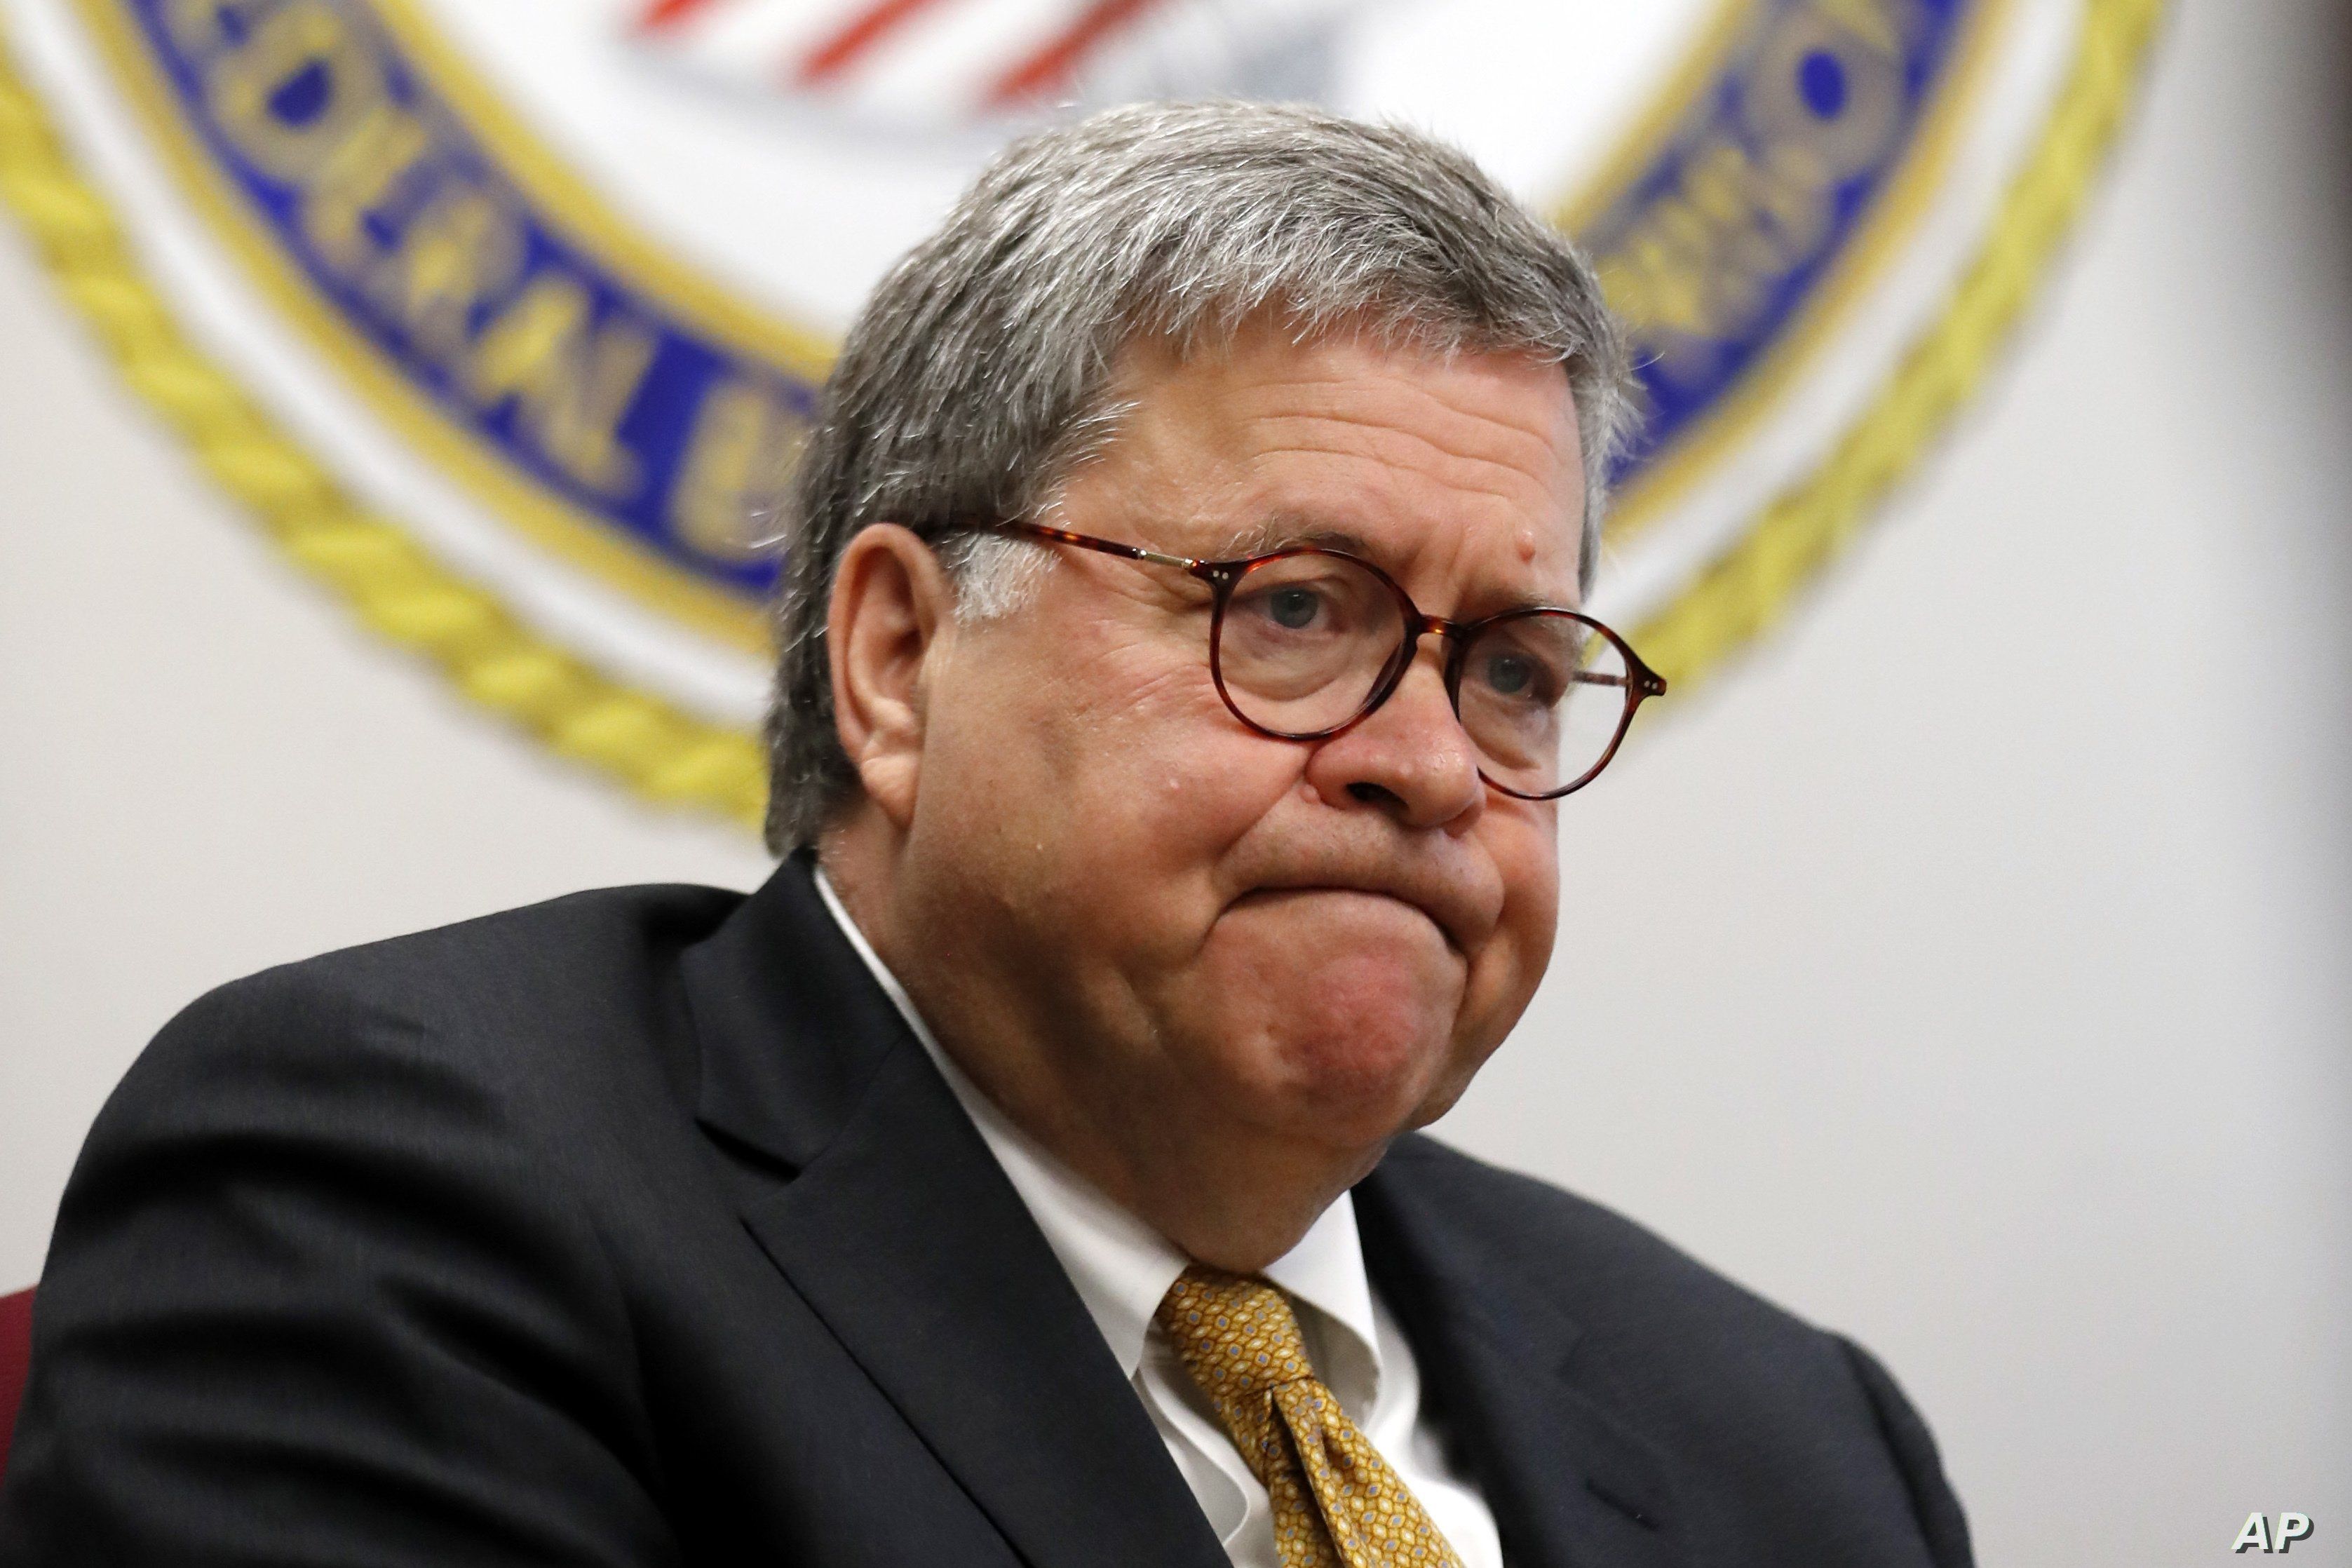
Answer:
[{"left": 1156, "top": 1267, "right": 1465, "bottom": 1568}]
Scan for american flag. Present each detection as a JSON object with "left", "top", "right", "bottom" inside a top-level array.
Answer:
[{"left": 632, "top": 0, "right": 1372, "bottom": 125}]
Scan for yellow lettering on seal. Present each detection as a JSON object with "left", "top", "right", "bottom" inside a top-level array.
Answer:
[
  {"left": 470, "top": 276, "right": 656, "bottom": 499},
  {"left": 670, "top": 378, "right": 807, "bottom": 562},
  {"left": 204, "top": 1, "right": 387, "bottom": 184}
]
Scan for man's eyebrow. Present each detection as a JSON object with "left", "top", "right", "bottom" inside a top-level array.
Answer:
[
  {"left": 1205, "top": 513, "right": 1581, "bottom": 613},
  {"left": 1207, "top": 513, "right": 1376, "bottom": 560}
]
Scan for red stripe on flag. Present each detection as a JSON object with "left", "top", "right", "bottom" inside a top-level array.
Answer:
[
  {"left": 984, "top": 0, "right": 1172, "bottom": 106},
  {"left": 795, "top": 0, "right": 961, "bottom": 85},
  {"left": 637, "top": 0, "right": 724, "bottom": 32}
]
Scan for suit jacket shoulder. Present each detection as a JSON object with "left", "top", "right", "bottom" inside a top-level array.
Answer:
[
  {"left": 1360, "top": 1135, "right": 1974, "bottom": 1567},
  {"left": 115, "top": 881, "right": 745, "bottom": 1116},
  {"left": 1, "top": 884, "right": 749, "bottom": 1567}
]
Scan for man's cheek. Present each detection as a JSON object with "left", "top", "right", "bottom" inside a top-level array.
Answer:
[
  {"left": 1489, "top": 812, "right": 1562, "bottom": 949},
  {"left": 1057, "top": 657, "right": 1238, "bottom": 807},
  {"left": 1090, "top": 732, "right": 1308, "bottom": 867},
  {"left": 1063, "top": 623, "right": 1210, "bottom": 724},
  {"left": 1459, "top": 910, "right": 1549, "bottom": 1052}
]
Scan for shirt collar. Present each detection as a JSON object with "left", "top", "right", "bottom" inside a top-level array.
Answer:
[
  {"left": 1262, "top": 1195, "right": 1380, "bottom": 1394},
  {"left": 811, "top": 865, "right": 1384, "bottom": 1396}
]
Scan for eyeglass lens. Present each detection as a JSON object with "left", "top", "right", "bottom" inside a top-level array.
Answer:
[{"left": 1216, "top": 551, "right": 1631, "bottom": 798}]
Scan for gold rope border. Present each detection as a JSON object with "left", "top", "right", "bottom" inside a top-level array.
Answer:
[
  {"left": 1631, "top": 0, "right": 2169, "bottom": 689},
  {"left": 0, "top": 0, "right": 2165, "bottom": 828},
  {"left": 0, "top": 23, "right": 768, "bottom": 828}
]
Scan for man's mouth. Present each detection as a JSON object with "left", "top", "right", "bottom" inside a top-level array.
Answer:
[{"left": 1227, "top": 883, "right": 1469, "bottom": 957}]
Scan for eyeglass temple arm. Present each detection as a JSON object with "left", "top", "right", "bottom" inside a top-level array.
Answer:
[
  {"left": 1574, "top": 666, "right": 1670, "bottom": 698},
  {"left": 991, "top": 520, "right": 1203, "bottom": 574}
]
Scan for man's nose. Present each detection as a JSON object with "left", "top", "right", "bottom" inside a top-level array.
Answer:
[{"left": 1302, "top": 649, "right": 1485, "bottom": 830}]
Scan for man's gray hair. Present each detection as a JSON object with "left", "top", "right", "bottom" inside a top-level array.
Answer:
[{"left": 764, "top": 99, "right": 1631, "bottom": 853}]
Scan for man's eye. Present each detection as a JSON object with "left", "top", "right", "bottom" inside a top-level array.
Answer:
[
  {"left": 1483, "top": 653, "right": 1537, "bottom": 698},
  {"left": 1266, "top": 588, "right": 1322, "bottom": 630}
]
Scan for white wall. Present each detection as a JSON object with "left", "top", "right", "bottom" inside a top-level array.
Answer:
[{"left": 4, "top": 1, "right": 2346, "bottom": 1562}]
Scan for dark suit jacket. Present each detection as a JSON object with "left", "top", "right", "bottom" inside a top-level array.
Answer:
[{"left": 0, "top": 857, "right": 1971, "bottom": 1567}]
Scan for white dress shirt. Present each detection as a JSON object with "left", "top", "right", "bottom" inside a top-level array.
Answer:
[{"left": 814, "top": 871, "right": 1503, "bottom": 1568}]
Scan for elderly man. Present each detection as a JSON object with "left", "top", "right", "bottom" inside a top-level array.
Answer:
[{"left": 0, "top": 103, "right": 1970, "bottom": 1567}]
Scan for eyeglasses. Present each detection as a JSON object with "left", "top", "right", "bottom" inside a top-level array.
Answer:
[{"left": 940, "top": 520, "right": 1665, "bottom": 800}]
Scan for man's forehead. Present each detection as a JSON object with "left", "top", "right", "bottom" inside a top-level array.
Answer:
[
  {"left": 1120, "top": 321, "right": 1580, "bottom": 447},
  {"left": 1205, "top": 504, "right": 1583, "bottom": 611},
  {"left": 1101, "top": 325, "right": 1586, "bottom": 595}
]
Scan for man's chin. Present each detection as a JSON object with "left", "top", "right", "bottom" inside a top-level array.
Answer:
[
  {"left": 1252, "top": 1028, "right": 1454, "bottom": 1147},
  {"left": 1188, "top": 900, "right": 1469, "bottom": 1142}
]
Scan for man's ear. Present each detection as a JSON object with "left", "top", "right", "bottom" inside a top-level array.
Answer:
[{"left": 827, "top": 524, "right": 957, "bottom": 830}]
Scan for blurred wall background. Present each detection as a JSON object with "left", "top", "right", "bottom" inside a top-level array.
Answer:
[{"left": 4, "top": 1, "right": 2346, "bottom": 1561}]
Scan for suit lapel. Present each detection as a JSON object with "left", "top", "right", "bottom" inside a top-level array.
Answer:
[
  {"left": 1357, "top": 1142, "right": 1685, "bottom": 1568},
  {"left": 682, "top": 855, "right": 910, "bottom": 1172},
  {"left": 682, "top": 858, "right": 1228, "bottom": 1568}
]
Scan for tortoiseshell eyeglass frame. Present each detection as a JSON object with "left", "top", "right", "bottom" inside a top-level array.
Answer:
[{"left": 933, "top": 518, "right": 1668, "bottom": 799}]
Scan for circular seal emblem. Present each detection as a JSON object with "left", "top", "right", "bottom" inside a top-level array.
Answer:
[{"left": 0, "top": 0, "right": 2164, "bottom": 824}]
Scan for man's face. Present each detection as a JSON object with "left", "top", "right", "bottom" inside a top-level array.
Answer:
[{"left": 903, "top": 320, "right": 1583, "bottom": 1173}]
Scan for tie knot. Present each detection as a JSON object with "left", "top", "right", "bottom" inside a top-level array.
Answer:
[{"left": 1156, "top": 1266, "right": 1317, "bottom": 1400}]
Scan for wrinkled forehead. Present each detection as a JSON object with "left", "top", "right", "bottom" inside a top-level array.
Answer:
[{"left": 1102, "top": 323, "right": 1588, "bottom": 606}]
